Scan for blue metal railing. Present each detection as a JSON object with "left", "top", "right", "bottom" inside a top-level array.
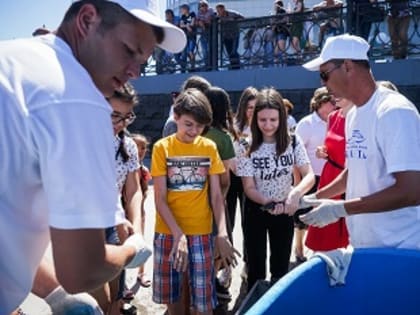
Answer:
[{"left": 143, "top": 0, "right": 420, "bottom": 75}]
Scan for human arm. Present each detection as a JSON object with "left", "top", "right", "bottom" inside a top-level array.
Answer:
[
  {"left": 344, "top": 171, "right": 420, "bottom": 215},
  {"left": 50, "top": 228, "right": 137, "bottom": 293},
  {"left": 220, "top": 159, "right": 233, "bottom": 197},
  {"left": 123, "top": 170, "right": 143, "bottom": 234},
  {"left": 312, "top": 1, "right": 325, "bottom": 11},
  {"left": 242, "top": 176, "right": 272, "bottom": 205},
  {"left": 301, "top": 171, "right": 420, "bottom": 227},
  {"left": 315, "top": 167, "right": 348, "bottom": 199},
  {"left": 32, "top": 257, "right": 61, "bottom": 298},
  {"left": 233, "top": 11, "right": 245, "bottom": 20},
  {"left": 209, "top": 174, "right": 240, "bottom": 268},
  {"left": 153, "top": 176, "right": 188, "bottom": 272},
  {"left": 32, "top": 257, "right": 102, "bottom": 314}
]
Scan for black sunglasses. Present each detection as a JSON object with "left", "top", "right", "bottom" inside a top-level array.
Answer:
[{"left": 320, "top": 63, "right": 343, "bottom": 82}]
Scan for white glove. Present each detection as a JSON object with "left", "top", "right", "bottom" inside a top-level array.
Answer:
[
  {"left": 298, "top": 193, "right": 318, "bottom": 209},
  {"left": 284, "top": 188, "right": 301, "bottom": 215},
  {"left": 299, "top": 198, "right": 347, "bottom": 228},
  {"left": 45, "top": 286, "right": 103, "bottom": 315},
  {"left": 124, "top": 233, "right": 152, "bottom": 269}
]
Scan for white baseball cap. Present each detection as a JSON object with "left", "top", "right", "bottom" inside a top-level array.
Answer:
[
  {"left": 73, "top": 0, "right": 186, "bottom": 53},
  {"left": 303, "top": 34, "right": 370, "bottom": 71}
]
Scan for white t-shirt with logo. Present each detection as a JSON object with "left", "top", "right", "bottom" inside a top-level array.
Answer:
[
  {"left": 345, "top": 85, "right": 420, "bottom": 249},
  {"left": 0, "top": 35, "right": 123, "bottom": 313}
]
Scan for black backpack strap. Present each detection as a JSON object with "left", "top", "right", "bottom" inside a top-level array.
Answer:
[{"left": 291, "top": 134, "right": 296, "bottom": 150}]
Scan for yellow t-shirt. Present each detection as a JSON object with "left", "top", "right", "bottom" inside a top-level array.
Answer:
[{"left": 151, "top": 134, "right": 225, "bottom": 235}]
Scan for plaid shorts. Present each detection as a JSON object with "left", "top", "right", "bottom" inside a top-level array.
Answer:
[{"left": 152, "top": 233, "right": 217, "bottom": 312}]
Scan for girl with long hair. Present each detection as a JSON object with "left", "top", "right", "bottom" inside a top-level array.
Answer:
[{"left": 237, "top": 88, "right": 315, "bottom": 292}]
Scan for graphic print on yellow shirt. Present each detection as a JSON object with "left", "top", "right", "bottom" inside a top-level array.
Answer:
[
  {"left": 167, "top": 157, "right": 210, "bottom": 191},
  {"left": 151, "top": 135, "right": 225, "bottom": 235}
]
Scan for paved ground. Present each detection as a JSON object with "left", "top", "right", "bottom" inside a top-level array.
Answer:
[{"left": 21, "top": 186, "right": 305, "bottom": 314}]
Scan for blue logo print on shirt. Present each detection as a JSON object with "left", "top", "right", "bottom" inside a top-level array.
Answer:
[{"left": 346, "top": 130, "right": 367, "bottom": 159}]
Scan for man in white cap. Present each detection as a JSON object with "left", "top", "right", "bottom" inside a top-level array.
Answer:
[
  {"left": 299, "top": 34, "right": 420, "bottom": 249},
  {"left": 0, "top": 1, "right": 186, "bottom": 314}
]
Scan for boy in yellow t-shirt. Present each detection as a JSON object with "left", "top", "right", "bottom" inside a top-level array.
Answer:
[{"left": 151, "top": 88, "right": 239, "bottom": 315}]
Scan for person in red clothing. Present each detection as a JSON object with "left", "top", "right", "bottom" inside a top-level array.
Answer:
[{"left": 305, "top": 97, "right": 352, "bottom": 251}]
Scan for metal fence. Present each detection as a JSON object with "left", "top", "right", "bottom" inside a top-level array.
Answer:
[{"left": 144, "top": 0, "right": 420, "bottom": 75}]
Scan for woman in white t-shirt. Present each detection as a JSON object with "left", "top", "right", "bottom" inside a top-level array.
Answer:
[{"left": 237, "top": 88, "right": 315, "bottom": 292}]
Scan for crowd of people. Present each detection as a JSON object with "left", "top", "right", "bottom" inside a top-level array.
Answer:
[
  {"left": 1, "top": 0, "right": 419, "bottom": 315},
  {"left": 154, "top": 0, "right": 414, "bottom": 73}
]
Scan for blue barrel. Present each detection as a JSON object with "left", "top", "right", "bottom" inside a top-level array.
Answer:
[{"left": 246, "top": 248, "right": 420, "bottom": 315}]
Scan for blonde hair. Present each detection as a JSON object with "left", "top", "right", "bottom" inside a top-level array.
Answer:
[
  {"left": 283, "top": 98, "right": 294, "bottom": 114},
  {"left": 131, "top": 133, "right": 149, "bottom": 147}
]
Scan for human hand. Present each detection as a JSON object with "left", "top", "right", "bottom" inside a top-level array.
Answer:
[
  {"left": 299, "top": 199, "right": 347, "bottom": 228},
  {"left": 123, "top": 218, "right": 135, "bottom": 236},
  {"left": 45, "top": 286, "right": 103, "bottom": 315},
  {"left": 268, "top": 202, "right": 285, "bottom": 216},
  {"left": 316, "top": 145, "right": 328, "bottom": 159},
  {"left": 284, "top": 188, "right": 301, "bottom": 215},
  {"left": 124, "top": 233, "right": 152, "bottom": 268},
  {"left": 169, "top": 233, "right": 189, "bottom": 272},
  {"left": 260, "top": 200, "right": 283, "bottom": 215},
  {"left": 214, "top": 235, "right": 241, "bottom": 270},
  {"left": 298, "top": 193, "right": 318, "bottom": 209}
]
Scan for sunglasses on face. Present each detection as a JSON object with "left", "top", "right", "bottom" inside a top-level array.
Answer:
[
  {"left": 111, "top": 112, "right": 136, "bottom": 125},
  {"left": 319, "top": 63, "right": 343, "bottom": 82}
]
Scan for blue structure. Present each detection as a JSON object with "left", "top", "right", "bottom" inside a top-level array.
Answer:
[{"left": 245, "top": 248, "right": 420, "bottom": 315}]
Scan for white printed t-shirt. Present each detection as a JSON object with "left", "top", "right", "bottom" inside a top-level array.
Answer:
[
  {"left": 0, "top": 35, "right": 123, "bottom": 313},
  {"left": 237, "top": 136, "right": 310, "bottom": 201},
  {"left": 345, "top": 85, "right": 420, "bottom": 249},
  {"left": 114, "top": 135, "right": 140, "bottom": 217}
]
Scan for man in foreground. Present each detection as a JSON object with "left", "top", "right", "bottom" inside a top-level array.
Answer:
[
  {"left": 300, "top": 34, "right": 420, "bottom": 249},
  {"left": 0, "top": 1, "right": 186, "bottom": 313}
]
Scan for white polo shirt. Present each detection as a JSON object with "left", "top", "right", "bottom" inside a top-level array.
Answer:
[
  {"left": 0, "top": 35, "right": 123, "bottom": 313},
  {"left": 295, "top": 111, "right": 327, "bottom": 175},
  {"left": 345, "top": 85, "right": 420, "bottom": 249}
]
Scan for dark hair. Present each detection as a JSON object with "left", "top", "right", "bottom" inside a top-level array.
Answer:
[
  {"left": 173, "top": 88, "right": 212, "bottom": 126},
  {"left": 180, "top": 4, "right": 190, "bottom": 11},
  {"left": 248, "top": 88, "right": 289, "bottom": 157},
  {"left": 108, "top": 82, "right": 139, "bottom": 163},
  {"left": 62, "top": 0, "right": 164, "bottom": 43},
  {"left": 235, "top": 86, "right": 258, "bottom": 133},
  {"left": 204, "top": 86, "right": 239, "bottom": 140},
  {"left": 165, "top": 9, "right": 175, "bottom": 17},
  {"left": 310, "top": 86, "right": 334, "bottom": 112},
  {"left": 181, "top": 75, "right": 212, "bottom": 93}
]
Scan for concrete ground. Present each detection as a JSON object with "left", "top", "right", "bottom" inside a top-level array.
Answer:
[{"left": 21, "top": 186, "right": 306, "bottom": 314}]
